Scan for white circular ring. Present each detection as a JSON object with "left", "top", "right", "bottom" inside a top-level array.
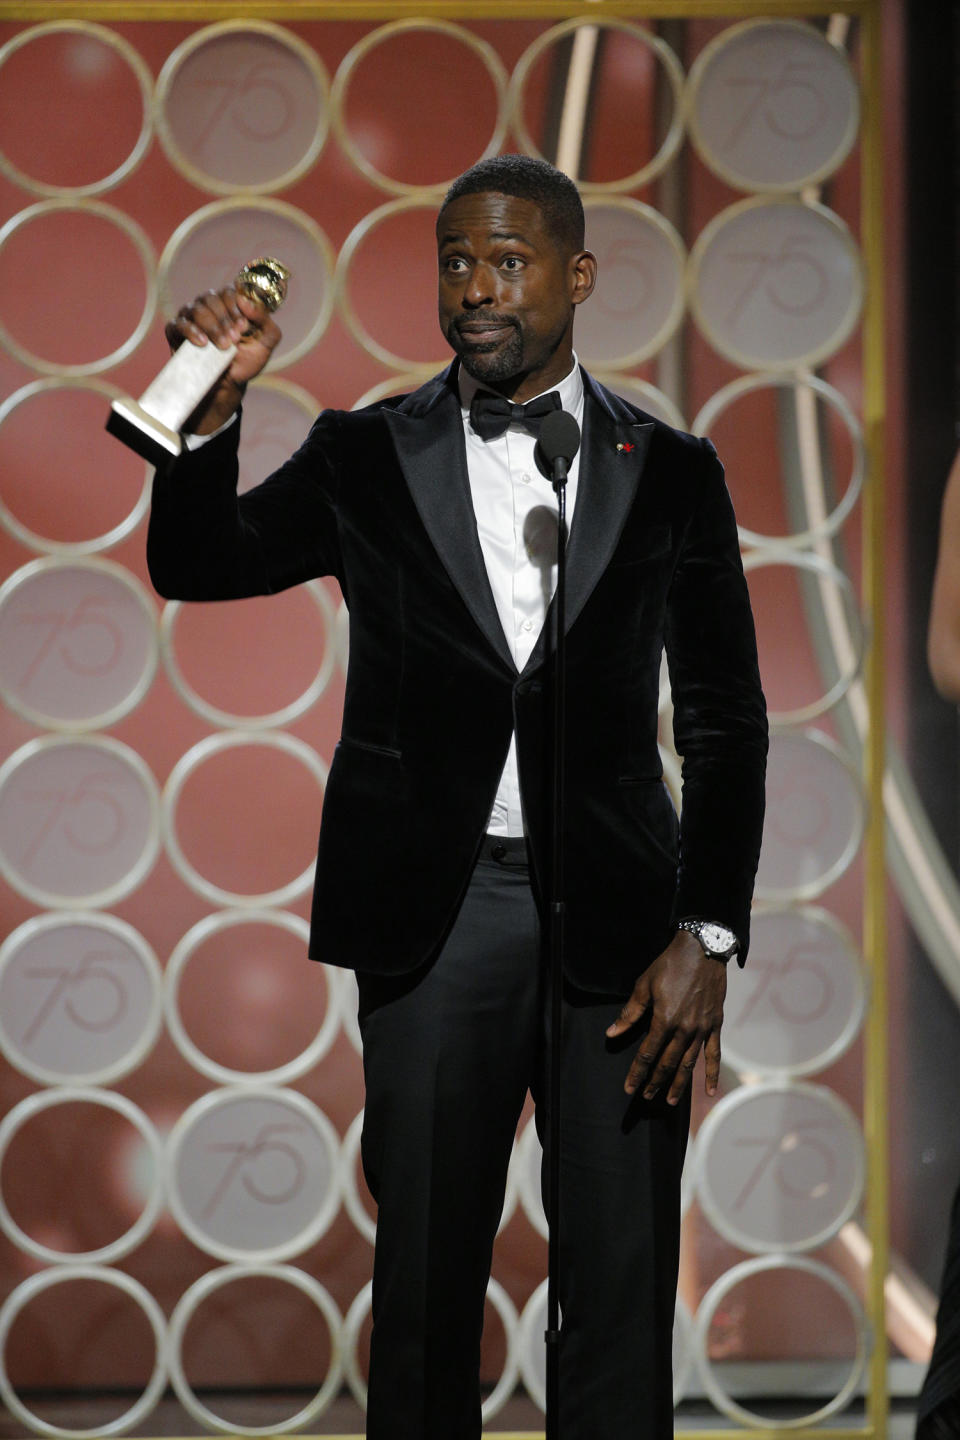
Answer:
[
  {"left": 724, "top": 902, "right": 867, "bottom": 1078},
  {"left": 167, "top": 1262, "right": 343, "bottom": 1434},
  {"left": 673, "top": 1295, "right": 695, "bottom": 1403},
  {"left": 580, "top": 197, "right": 687, "bottom": 369},
  {"left": 331, "top": 19, "right": 509, "bottom": 196},
  {"left": 161, "top": 579, "right": 337, "bottom": 730},
  {"left": 158, "top": 197, "right": 336, "bottom": 371},
  {"left": 509, "top": 19, "right": 686, "bottom": 192},
  {"left": 342, "top": 1276, "right": 520, "bottom": 1421},
  {"left": 0, "top": 378, "right": 152, "bottom": 556},
  {"left": 155, "top": 21, "right": 331, "bottom": 196},
  {"left": 247, "top": 372, "right": 322, "bottom": 416},
  {"left": 595, "top": 373, "right": 686, "bottom": 431},
  {"left": 498, "top": 1137, "right": 520, "bottom": 1236},
  {"left": 165, "top": 1085, "right": 343, "bottom": 1264},
  {"left": 0, "top": 23, "right": 155, "bottom": 198},
  {"left": 685, "top": 19, "right": 859, "bottom": 195},
  {"left": 339, "top": 966, "right": 362, "bottom": 1054},
  {"left": 0, "top": 911, "right": 163, "bottom": 1087},
  {"left": 693, "top": 1078, "right": 865, "bottom": 1255},
  {"left": 516, "top": 1282, "right": 695, "bottom": 1408},
  {"left": 162, "top": 729, "right": 327, "bottom": 909},
  {"left": 0, "top": 1087, "right": 164, "bottom": 1265},
  {"left": 335, "top": 196, "right": 453, "bottom": 373},
  {"left": 351, "top": 370, "right": 437, "bottom": 411},
  {"left": 341, "top": 1278, "right": 372, "bottom": 1408},
  {"left": 686, "top": 195, "right": 864, "bottom": 373},
  {"left": 0, "top": 1265, "right": 168, "bottom": 1437},
  {"left": 340, "top": 1108, "right": 518, "bottom": 1245},
  {"left": 741, "top": 546, "right": 865, "bottom": 726},
  {"left": 755, "top": 727, "right": 865, "bottom": 903},
  {"left": 0, "top": 556, "right": 159, "bottom": 732},
  {"left": 335, "top": 596, "right": 350, "bottom": 677},
  {"left": 516, "top": 1113, "right": 548, "bottom": 1241},
  {"left": 693, "top": 1255, "right": 868, "bottom": 1428},
  {"left": 693, "top": 370, "right": 864, "bottom": 547},
  {"left": 340, "top": 1109, "right": 376, "bottom": 1245},
  {"left": 517, "top": 1278, "right": 549, "bottom": 1413},
  {"left": 656, "top": 740, "right": 684, "bottom": 817},
  {"left": 0, "top": 200, "right": 157, "bottom": 375},
  {"left": 164, "top": 909, "right": 340, "bottom": 1085},
  {"left": 0, "top": 733, "right": 162, "bottom": 910}
]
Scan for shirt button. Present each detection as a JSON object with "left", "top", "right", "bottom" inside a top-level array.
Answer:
[
  {"left": 520, "top": 472, "right": 532, "bottom": 484},
  {"left": 521, "top": 619, "right": 534, "bottom": 632}
]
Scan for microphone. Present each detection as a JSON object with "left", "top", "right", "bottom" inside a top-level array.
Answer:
[{"left": 535, "top": 409, "right": 581, "bottom": 492}]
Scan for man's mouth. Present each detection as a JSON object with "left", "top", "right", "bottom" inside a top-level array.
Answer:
[{"left": 454, "top": 318, "right": 516, "bottom": 346}]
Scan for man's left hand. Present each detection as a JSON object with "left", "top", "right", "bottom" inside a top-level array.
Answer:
[{"left": 605, "top": 930, "right": 727, "bottom": 1105}]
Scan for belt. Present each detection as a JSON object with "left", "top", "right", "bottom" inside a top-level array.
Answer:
[{"left": 481, "top": 833, "right": 529, "bottom": 866}]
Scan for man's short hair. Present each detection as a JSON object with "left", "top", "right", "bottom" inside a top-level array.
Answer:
[{"left": 439, "top": 154, "right": 585, "bottom": 253}]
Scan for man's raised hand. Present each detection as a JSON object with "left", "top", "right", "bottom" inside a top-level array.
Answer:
[{"left": 164, "top": 286, "right": 281, "bottom": 434}]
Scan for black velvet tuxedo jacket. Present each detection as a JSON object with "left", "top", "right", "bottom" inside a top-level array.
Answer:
[{"left": 148, "top": 364, "right": 768, "bottom": 996}]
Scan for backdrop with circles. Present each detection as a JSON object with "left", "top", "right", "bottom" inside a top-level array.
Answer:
[{"left": 0, "top": 9, "right": 883, "bottom": 1436}]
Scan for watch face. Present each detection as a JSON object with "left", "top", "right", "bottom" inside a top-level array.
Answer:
[{"left": 699, "top": 923, "right": 737, "bottom": 954}]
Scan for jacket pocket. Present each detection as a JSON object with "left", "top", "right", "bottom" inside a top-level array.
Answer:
[{"left": 338, "top": 736, "right": 403, "bottom": 761}]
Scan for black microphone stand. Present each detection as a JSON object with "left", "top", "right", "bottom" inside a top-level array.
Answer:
[
  {"left": 536, "top": 411, "right": 579, "bottom": 1440},
  {"left": 545, "top": 463, "right": 566, "bottom": 1440}
]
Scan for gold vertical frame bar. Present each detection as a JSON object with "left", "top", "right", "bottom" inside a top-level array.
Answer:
[{"left": 858, "top": 1, "right": 889, "bottom": 1438}]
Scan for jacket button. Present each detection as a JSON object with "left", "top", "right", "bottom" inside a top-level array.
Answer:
[{"left": 491, "top": 842, "right": 507, "bottom": 860}]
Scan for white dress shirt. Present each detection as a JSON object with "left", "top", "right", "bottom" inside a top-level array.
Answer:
[
  {"left": 189, "top": 359, "right": 585, "bottom": 838},
  {"left": 458, "top": 358, "right": 584, "bottom": 836}
]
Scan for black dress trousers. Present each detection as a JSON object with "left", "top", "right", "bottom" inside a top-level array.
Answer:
[{"left": 357, "top": 836, "right": 690, "bottom": 1440}]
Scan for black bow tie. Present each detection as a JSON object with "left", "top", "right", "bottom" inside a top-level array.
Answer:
[{"left": 469, "top": 388, "right": 561, "bottom": 442}]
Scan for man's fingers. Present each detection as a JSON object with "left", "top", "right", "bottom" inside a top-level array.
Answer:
[
  {"left": 703, "top": 1027, "right": 722, "bottom": 1096},
  {"left": 235, "top": 290, "right": 269, "bottom": 327},
  {"left": 636, "top": 1034, "right": 691, "bottom": 1099},
  {"left": 164, "top": 318, "right": 188, "bottom": 351},
  {"left": 624, "top": 1046, "right": 657, "bottom": 1096},
  {"left": 666, "top": 1036, "right": 703, "bottom": 1106},
  {"left": 168, "top": 289, "right": 250, "bottom": 353},
  {"left": 606, "top": 986, "right": 649, "bottom": 1038},
  {"left": 624, "top": 1023, "right": 671, "bottom": 1095},
  {"left": 636, "top": 1025, "right": 721, "bottom": 1107},
  {"left": 199, "top": 289, "right": 247, "bottom": 348},
  {"left": 165, "top": 305, "right": 214, "bottom": 349}
]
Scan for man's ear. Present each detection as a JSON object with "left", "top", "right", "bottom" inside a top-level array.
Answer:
[{"left": 571, "top": 250, "right": 598, "bottom": 306}]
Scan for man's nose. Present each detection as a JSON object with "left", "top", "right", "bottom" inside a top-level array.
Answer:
[{"left": 462, "top": 264, "right": 495, "bottom": 308}]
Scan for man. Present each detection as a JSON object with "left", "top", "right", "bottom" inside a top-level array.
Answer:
[{"left": 148, "top": 154, "right": 768, "bottom": 1439}]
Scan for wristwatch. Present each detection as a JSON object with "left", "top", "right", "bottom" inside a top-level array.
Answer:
[{"left": 677, "top": 918, "right": 739, "bottom": 962}]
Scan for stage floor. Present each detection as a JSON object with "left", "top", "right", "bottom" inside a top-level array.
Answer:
[{"left": 0, "top": 1393, "right": 922, "bottom": 1438}]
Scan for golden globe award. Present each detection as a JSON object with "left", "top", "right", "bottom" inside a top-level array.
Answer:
[{"left": 106, "top": 257, "right": 290, "bottom": 466}]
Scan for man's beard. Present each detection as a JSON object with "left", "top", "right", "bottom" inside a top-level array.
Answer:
[{"left": 448, "top": 315, "right": 524, "bottom": 384}]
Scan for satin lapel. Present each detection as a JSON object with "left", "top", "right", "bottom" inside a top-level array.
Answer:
[
  {"left": 522, "top": 380, "right": 654, "bottom": 675},
  {"left": 382, "top": 383, "right": 516, "bottom": 672}
]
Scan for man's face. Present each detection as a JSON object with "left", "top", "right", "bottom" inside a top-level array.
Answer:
[{"left": 436, "top": 191, "right": 595, "bottom": 403}]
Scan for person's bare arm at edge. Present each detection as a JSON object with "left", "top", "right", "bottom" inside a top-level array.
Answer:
[
  {"left": 164, "top": 286, "right": 282, "bottom": 435},
  {"left": 605, "top": 930, "right": 727, "bottom": 1105},
  {"left": 928, "top": 449, "right": 960, "bottom": 701}
]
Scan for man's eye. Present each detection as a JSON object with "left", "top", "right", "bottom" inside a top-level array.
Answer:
[
  {"left": 445, "top": 257, "right": 468, "bottom": 273},
  {"left": 501, "top": 256, "right": 525, "bottom": 271}
]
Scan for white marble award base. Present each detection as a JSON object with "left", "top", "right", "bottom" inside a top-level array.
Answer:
[{"left": 107, "top": 338, "right": 237, "bottom": 467}]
